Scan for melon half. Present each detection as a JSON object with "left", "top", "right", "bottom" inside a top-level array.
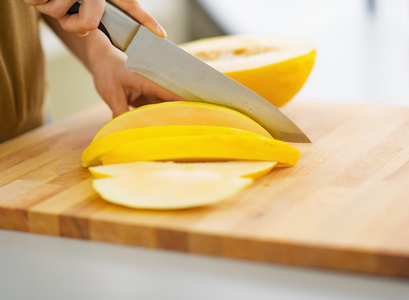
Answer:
[{"left": 180, "top": 35, "right": 316, "bottom": 107}]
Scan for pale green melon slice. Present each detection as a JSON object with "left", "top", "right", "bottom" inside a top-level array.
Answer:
[{"left": 93, "top": 168, "right": 252, "bottom": 210}]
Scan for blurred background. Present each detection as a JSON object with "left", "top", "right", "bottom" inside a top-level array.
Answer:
[{"left": 41, "top": 0, "right": 409, "bottom": 121}]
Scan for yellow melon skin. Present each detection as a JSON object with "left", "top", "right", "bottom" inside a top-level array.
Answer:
[
  {"left": 89, "top": 161, "right": 277, "bottom": 180},
  {"left": 224, "top": 51, "right": 315, "bottom": 107},
  {"left": 181, "top": 35, "right": 316, "bottom": 107},
  {"left": 92, "top": 101, "right": 272, "bottom": 141},
  {"left": 81, "top": 125, "right": 263, "bottom": 167},
  {"left": 100, "top": 135, "right": 300, "bottom": 166}
]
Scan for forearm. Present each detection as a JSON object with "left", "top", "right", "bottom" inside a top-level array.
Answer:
[
  {"left": 41, "top": 14, "right": 180, "bottom": 118},
  {"left": 42, "top": 15, "right": 116, "bottom": 75}
]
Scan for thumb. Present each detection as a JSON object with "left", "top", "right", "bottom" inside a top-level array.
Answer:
[{"left": 109, "top": 0, "right": 167, "bottom": 37}]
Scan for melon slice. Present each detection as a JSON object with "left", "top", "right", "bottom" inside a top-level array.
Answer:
[
  {"left": 100, "top": 135, "right": 300, "bottom": 166},
  {"left": 82, "top": 125, "right": 263, "bottom": 167},
  {"left": 89, "top": 161, "right": 277, "bottom": 180},
  {"left": 93, "top": 169, "right": 252, "bottom": 210},
  {"left": 92, "top": 101, "right": 271, "bottom": 141},
  {"left": 180, "top": 35, "right": 316, "bottom": 107}
]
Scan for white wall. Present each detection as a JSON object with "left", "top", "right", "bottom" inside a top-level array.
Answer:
[{"left": 197, "top": 0, "right": 409, "bottom": 106}]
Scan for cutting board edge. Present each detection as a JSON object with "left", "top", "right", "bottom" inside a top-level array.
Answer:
[{"left": 3, "top": 212, "right": 408, "bottom": 279}]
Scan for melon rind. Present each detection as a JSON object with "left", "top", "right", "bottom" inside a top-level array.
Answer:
[
  {"left": 91, "top": 101, "right": 272, "bottom": 142},
  {"left": 82, "top": 125, "right": 263, "bottom": 167},
  {"left": 100, "top": 135, "right": 300, "bottom": 166}
]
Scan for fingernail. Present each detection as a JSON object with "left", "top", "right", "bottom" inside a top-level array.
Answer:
[
  {"left": 77, "top": 31, "right": 89, "bottom": 37},
  {"left": 158, "top": 25, "right": 167, "bottom": 37}
]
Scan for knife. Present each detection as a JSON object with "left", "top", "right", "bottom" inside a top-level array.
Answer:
[{"left": 68, "top": 2, "right": 311, "bottom": 143}]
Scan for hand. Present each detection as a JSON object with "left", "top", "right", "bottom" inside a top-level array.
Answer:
[
  {"left": 89, "top": 33, "right": 182, "bottom": 118},
  {"left": 24, "top": 0, "right": 166, "bottom": 37}
]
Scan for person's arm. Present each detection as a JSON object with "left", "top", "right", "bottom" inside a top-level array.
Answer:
[{"left": 43, "top": 15, "right": 181, "bottom": 117}]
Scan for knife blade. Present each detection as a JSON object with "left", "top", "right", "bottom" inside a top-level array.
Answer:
[{"left": 69, "top": 2, "right": 311, "bottom": 143}]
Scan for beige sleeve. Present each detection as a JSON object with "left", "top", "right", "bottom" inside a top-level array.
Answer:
[{"left": 0, "top": 0, "right": 45, "bottom": 142}]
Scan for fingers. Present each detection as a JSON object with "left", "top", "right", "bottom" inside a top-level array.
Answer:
[
  {"left": 24, "top": 0, "right": 49, "bottom": 6},
  {"left": 26, "top": 0, "right": 166, "bottom": 37},
  {"left": 104, "top": 87, "right": 131, "bottom": 118},
  {"left": 122, "top": 70, "right": 183, "bottom": 108},
  {"left": 30, "top": 0, "right": 77, "bottom": 20},
  {"left": 110, "top": 0, "right": 167, "bottom": 37},
  {"left": 27, "top": 0, "right": 105, "bottom": 33},
  {"left": 101, "top": 69, "right": 182, "bottom": 118},
  {"left": 59, "top": 0, "right": 105, "bottom": 33},
  {"left": 111, "top": 98, "right": 130, "bottom": 118}
]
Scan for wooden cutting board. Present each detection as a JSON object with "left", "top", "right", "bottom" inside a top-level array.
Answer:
[{"left": 1, "top": 101, "right": 409, "bottom": 279}]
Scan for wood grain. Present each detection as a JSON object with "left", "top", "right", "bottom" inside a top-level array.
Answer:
[{"left": 1, "top": 101, "right": 409, "bottom": 278}]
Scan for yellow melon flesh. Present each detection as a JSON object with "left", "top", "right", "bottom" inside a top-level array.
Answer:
[
  {"left": 93, "top": 169, "right": 252, "bottom": 210},
  {"left": 82, "top": 126, "right": 263, "bottom": 167},
  {"left": 89, "top": 161, "right": 277, "bottom": 180},
  {"left": 180, "top": 35, "right": 316, "bottom": 107},
  {"left": 100, "top": 135, "right": 300, "bottom": 166},
  {"left": 92, "top": 101, "right": 272, "bottom": 141}
]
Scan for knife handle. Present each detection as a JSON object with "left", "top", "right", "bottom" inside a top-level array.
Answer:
[{"left": 68, "top": 1, "right": 141, "bottom": 52}]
